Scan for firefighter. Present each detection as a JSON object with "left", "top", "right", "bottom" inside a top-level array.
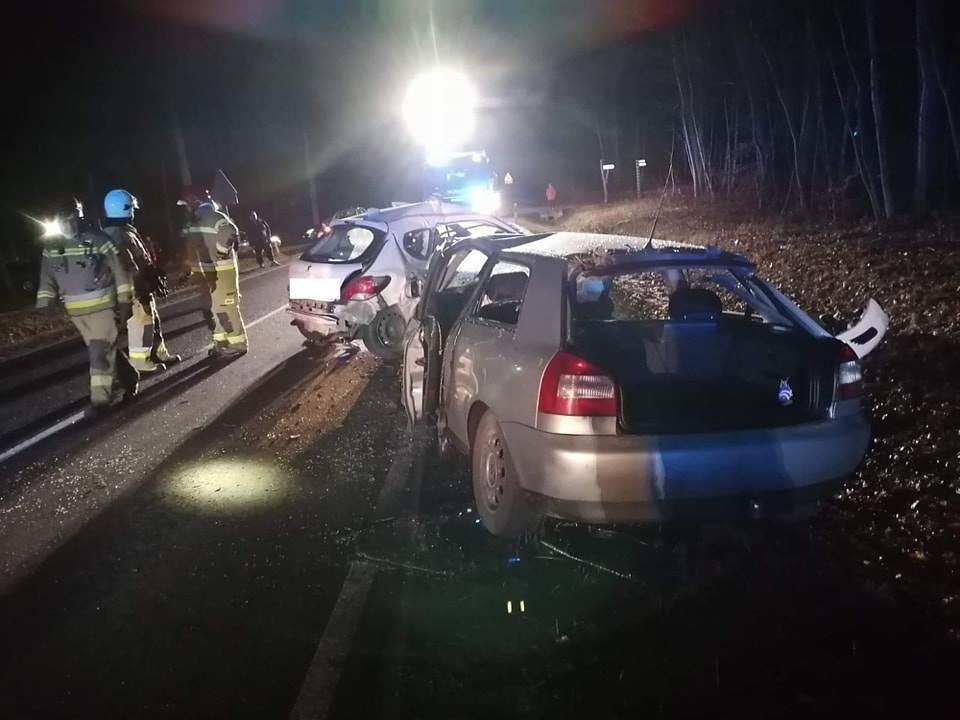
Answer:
[
  {"left": 248, "top": 210, "right": 280, "bottom": 268},
  {"left": 36, "top": 197, "right": 139, "bottom": 409},
  {"left": 102, "top": 189, "right": 181, "bottom": 372},
  {"left": 178, "top": 184, "right": 248, "bottom": 356}
]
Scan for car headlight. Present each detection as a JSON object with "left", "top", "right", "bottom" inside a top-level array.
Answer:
[{"left": 465, "top": 187, "right": 500, "bottom": 215}]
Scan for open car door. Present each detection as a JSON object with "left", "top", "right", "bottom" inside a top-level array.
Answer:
[
  {"left": 401, "top": 243, "right": 452, "bottom": 427},
  {"left": 401, "top": 240, "right": 497, "bottom": 427},
  {"left": 401, "top": 315, "right": 442, "bottom": 427}
]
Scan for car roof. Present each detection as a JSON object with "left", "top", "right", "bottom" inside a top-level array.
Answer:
[
  {"left": 492, "top": 232, "right": 755, "bottom": 270},
  {"left": 360, "top": 201, "right": 497, "bottom": 224}
]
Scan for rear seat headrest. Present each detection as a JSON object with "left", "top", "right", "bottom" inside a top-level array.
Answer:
[
  {"left": 668, "top": 287, "right": 722, "bottom": 320},
  {"left": 484, "top": 271, "right": 528, "bottom": 302}
]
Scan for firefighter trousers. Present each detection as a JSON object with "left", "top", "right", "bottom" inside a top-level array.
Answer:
[
  {"left": 127, "top": 293, "right": 172, "bottom": 370},
  {"left": 197, "top": 263, "right": 248, "bottom": 351},
  {"left": 72, "top": 308, "right": 139, "bottom": 406}
]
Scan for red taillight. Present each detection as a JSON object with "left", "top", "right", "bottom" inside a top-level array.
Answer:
[
  {"left": 538, "top": 352, "right": 618, "bottom": 416},
  {"left": 342, "top": 275, "right": 390, "bottom": 301},
  {"left": 836, "top": 344, "right": 863, "bottom": 400}
]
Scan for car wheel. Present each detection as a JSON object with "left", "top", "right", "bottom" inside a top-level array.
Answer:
[
  {"left": 363, "top": 306, "right": 405, "bottom": 361},
  {"left": 472, "top": 410, "right": 537, "bottom": 538}
]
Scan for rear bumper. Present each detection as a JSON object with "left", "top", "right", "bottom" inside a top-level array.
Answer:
[
  {"left": 287, "top": 307, "right": 342, "bottom": 337},
  {"left": 500, "top": 416, "right": 870, "bottom": 523},
  {"left": 287, "top": 299, "right": 377, "bottom": 338}
]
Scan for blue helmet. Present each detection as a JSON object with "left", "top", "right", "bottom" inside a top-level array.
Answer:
[{"left": 104, "top": 189, "right": 139, "bottom": 219}]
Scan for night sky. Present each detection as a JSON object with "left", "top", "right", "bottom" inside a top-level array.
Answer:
[{"left": 2, "top": 0, "right": 957, "bottom": 252}]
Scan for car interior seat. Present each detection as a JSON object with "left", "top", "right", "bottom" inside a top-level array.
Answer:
[
  {"left": 668, "top": 287, "right": 723, "bottom": 321},
  {"left": 477, "top": 271, "right": 529, "bottom": 324}
]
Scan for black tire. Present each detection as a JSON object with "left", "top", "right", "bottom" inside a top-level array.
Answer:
[
  {"left": 362, "top": 306, "right": 405, "bottom": 361},
  {"left": 471, "top": 411, "right": 537, "bottom": 538}
]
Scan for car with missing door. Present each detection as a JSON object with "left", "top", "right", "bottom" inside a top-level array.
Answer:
[
  {"left": 401, "top": 232, "right": 888, "bottom": 537},
  {"left": 287, "top": 201, "right": 523, "bottom": 359}
]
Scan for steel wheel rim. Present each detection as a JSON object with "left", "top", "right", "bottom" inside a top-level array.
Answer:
[
  {"left": 376, "top": 311, "right": 404, "bottom": 347},
  {"left": 480, "top": 427, "right": 505, "bottom": 512}
]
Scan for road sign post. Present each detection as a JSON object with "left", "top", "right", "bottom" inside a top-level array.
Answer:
[
  {"left": 635, "top": 159, "right": 647, "bottom": 198},
  {"left": 601, "top": 162, "right": 615, "bottom": 204}
]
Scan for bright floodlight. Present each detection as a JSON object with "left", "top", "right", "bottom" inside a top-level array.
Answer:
[
  {"left": 41, "top": 219, "right": 63, "bottom": 238},
  {"left": 403, "top": 68, "right": 476, "bottom": 152}
]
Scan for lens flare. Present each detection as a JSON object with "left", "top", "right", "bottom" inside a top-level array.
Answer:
[{"left": 403, "top": 68, "right": 476, "bottom": 155}]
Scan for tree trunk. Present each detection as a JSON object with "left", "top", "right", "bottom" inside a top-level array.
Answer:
[
  {"left": 683, "top": 29, "right": 713, "bottom": 197},
  {"left": 302, "top": 128, "right": 320, "bottom": 227},
  {"left": 931, "top": 22, "right": 960, "bottom": 182},
  {"left": 829, "top": 51, "right": 882, "bottom": 220},
  {"left": 736, "top": 43, "right": 766, "bottom": 206},
  {"left": 673, "top": 35, "right": 700, "bottom": 196},
  {"left": 169, "top": 101, "right": 191, "bottom": 187},
  {"left": 759, "top": 38, "right": 804, "bottom": 211},
  {"left": 913, "top": 0, "right": 932, "bottom": 215},
  {"left": 865, "top": 0, "right": 895, "bottom": 219}
]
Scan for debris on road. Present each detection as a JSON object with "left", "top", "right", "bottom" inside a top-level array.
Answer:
[{"left": 354, "top": 551, "right": 452, "bottom": 578}]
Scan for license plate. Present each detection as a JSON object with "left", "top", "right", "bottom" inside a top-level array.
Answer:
[{"left": 289, "top": 277, "right": 342, "bottom": 302}]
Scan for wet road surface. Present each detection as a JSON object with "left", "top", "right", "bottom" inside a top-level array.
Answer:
[{"left": 0, "top": 299, "right": 958, "bottom": 717}]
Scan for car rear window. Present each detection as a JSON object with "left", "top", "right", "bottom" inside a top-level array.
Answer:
[
  {"left": 571, "top": 267, "right": 795, "bottom": 327},
  {"left": 301, "top": 225, "right": 384, "bottom": 264}
]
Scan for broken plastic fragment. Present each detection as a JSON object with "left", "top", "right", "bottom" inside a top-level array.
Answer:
[{"left": 836, "top": 298, "right": 889, "bottom": 358}]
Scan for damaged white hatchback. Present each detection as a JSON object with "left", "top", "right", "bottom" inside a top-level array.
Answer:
[
  {"left": 287, "top": 201, "right": 523, "bottom": 359},
  {"left": 402, "top": 232, "right": 889, "bottom": 537}
]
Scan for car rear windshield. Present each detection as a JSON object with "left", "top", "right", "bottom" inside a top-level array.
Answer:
[
  {"left": 569, "top": 266, "right": 797, "bottom": 328},
  {"left": 301, "top": 224, "right": 385, "bottom": 264}
]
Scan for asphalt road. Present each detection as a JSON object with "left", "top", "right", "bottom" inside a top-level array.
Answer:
[
  {"left": 0, "top": 262, "right": 292, "bottom": 443},
  {"left": 0, "top": 262, "right": 958, "bottom": 718}
]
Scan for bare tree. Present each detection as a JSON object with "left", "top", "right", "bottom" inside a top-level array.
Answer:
[
  {"left": 930, "top": 12, "right": 960, "bottom": 183},
  {"left": 914, "top": 0, "right": 932, "bottom": 215},
  {"left": 865, "top": 0, "right": 895, "bottom": 218},
  {"left": 759, "top": 40, "right": 806, "bottom": 211},
  {"left": 828, "top": 50, "right": 882, "bottom": 220}
]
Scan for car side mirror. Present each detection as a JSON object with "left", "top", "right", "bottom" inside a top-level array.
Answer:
[{"left": 407, "top": 278, "right": 422, "bottom": 299}]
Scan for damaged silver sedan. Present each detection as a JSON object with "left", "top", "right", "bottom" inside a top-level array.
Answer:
[{"left": 402, "top": 232, "right": 888, "bottom": 537}]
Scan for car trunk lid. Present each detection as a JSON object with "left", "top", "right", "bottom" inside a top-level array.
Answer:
[
  {"left": 290, "top": 220, "right": 388, "bottom": 302},
  {"left": 288, "top": 258, "right": 363, "bottom": 303}
]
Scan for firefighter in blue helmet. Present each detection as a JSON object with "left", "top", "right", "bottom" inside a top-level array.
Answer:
[
  {"left": 36, "top": 196, "right": 139, "bottom": 410},
  {"left": 102, "top": 189, "right": 181, "bottom": 372}
]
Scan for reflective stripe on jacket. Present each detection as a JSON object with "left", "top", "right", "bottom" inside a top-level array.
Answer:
[
  {"left": 182, "top": 203, "right": 239, "bottom": 270},
  {"left": 35, "top": 230, "right": 131, "bottom": 316}
]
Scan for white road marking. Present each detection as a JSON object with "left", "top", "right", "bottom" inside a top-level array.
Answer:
[
  {"left": 289, "top": 438, "right": 416, "bottom": 720},
  {"left": 198, "top": 304, "right": 288, "bottom": 353},
  {"left": 0, "top": 410, "right": 88, "bottom": 464},
  {"left": 1, "top": 303, "right": 292, "bottom": 465}
]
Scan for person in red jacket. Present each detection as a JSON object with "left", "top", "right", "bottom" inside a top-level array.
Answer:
[{"left": 545, "top": 182, "right": 558, "bottom": 212}]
